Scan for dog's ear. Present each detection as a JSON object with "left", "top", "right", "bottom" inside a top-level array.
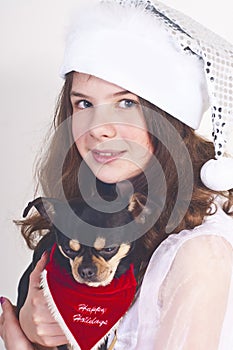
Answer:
[
  {"left": 128, "top": 193, "right": 152, "bottom": 224},
  {"left": 22, "top": 197, "right": 57, "bottom": 223}
]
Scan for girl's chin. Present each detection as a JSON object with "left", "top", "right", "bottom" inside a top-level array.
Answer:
[
  {"left": 93, "top": 168, "right": 142, "bottom": 184},
  {"left": 93, "top": 167, "right": 124, "bottom": 183},
  {"left": 95, "top": 173, "right": 123, "bottom": 184}
]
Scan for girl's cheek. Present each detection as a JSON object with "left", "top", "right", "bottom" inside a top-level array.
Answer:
[
  {"left": 72, "top": 108, "right": 94, "bottom": 140},
  {"left": 72, "top": 117, "right": 86, "bottom": 142}
]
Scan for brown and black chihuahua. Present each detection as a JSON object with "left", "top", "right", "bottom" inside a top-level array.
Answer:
[{"left": 20, "top": 193, "right": 153, "bottom": 350}]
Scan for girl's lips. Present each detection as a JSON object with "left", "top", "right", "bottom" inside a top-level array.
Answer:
[{"left": 92, "top": 150, "right": 125, "bottom": 164}]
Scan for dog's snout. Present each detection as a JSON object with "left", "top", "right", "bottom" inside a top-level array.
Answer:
[{"left": 78, "top": 265, "right": 97, "bottom": 280}]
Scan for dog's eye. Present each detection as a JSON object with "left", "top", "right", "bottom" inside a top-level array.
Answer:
[
  {"left": 62, "top": 246, "right": 78, "bottom": 257},
  {"left": 100, "top": 246, "right": 118, "bottom": 254},
  {"left": 65, "top": 248, "right": 75, "bottom": 254}
]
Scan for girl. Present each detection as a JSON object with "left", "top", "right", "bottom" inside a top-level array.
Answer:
[{"left": 1, "top": 0, "right": 233, "bottom": 349}]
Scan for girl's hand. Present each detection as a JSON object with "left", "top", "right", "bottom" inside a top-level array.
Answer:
[
  {"left": 0, "top": 297, "right": 35, "bottom": 350},
  {"left": 19, "top": 252, "right": 68, "bottom": 348}
]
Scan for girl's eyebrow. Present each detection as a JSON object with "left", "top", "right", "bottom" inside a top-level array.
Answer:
[
  {"left": 70, "top": 90, "right": 133, "bottom": 98},
  {"left": 70, "top": 91, "right": 90, "bottom": 98},
  {"left": 110, "top": 90, "right": 132, "bottom": 97}
]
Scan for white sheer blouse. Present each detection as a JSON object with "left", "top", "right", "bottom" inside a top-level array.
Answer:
[{"left": 112, "top": 200, "right": 233, "bottom": 349}]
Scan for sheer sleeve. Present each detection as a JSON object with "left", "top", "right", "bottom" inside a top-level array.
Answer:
[{"left": 155, "top": 235, "right": 233, "bottom": 349}]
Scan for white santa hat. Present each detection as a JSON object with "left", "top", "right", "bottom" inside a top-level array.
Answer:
[{"left": 60, "top": 0, "right": 233, "bottom": 191}]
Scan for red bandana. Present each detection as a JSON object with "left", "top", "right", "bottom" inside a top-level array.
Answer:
[{"left": 41, "top": 244, "right": 137, "bottom": 350}]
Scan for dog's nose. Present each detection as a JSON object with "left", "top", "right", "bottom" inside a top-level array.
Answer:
[{"left": 79, "top": 266, "right": 96, "bottom": 279}]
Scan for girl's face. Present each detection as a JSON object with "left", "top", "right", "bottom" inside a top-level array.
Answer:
[{"left": 71, "top": 72, "right": 153, "bottom": 183}]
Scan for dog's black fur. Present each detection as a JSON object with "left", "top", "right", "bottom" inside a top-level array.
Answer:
[{"left": 18, "top": 194, "right": 150, "bottom": 350}]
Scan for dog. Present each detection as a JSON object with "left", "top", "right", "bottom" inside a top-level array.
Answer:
[
  {"left": 23, "top": 193, "right": 151, "bottom": 286},
  {"left": 21, "top": 193, "right": 152, "bottom": 350}
]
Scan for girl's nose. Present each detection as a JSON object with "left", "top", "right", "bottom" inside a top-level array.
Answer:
[
  {"left": 89, "top": 105, "right": 117, "bottom": 140},
  {"left": 89, "top": 122, "right": 117, "bottom": 140}
]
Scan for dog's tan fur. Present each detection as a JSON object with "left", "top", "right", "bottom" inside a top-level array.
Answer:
[
  {"left": 93, "top": 237, "right": 106, "bottom": 250},
  {"left": 69, "top": 239, "right": 81, "bottom": 251}
]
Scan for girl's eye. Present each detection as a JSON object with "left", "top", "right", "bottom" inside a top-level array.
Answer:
[
  {"left": 118, "top": 99, "right": 138, "bottom": 109},
  {"left": 75, "top": 100, "right": 93, "bottom": 109}
]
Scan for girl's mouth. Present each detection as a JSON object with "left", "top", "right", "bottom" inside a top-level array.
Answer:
[{"left": 92, "top": 150, "right": 125, "bottom": 164}]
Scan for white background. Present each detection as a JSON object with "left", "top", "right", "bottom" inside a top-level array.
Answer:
[{"left": 0, "top": 1, "right": 233, "bottom": 349}]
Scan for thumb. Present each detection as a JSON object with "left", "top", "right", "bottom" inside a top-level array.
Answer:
[
  {"left": 0, "top": 297, "right": 17, "bottom": 319},
  {"left": 29, "top": 251, "right": 49, "bottom": 288}
]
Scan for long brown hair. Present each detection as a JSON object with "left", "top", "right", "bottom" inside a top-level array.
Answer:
[{"left": 18, "top": 72, "right": 233, "bottom": 264}]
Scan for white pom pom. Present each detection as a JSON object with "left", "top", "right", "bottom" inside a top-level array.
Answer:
[{"left": 200, "top": 157, "right": 233, "bottom": 191}]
